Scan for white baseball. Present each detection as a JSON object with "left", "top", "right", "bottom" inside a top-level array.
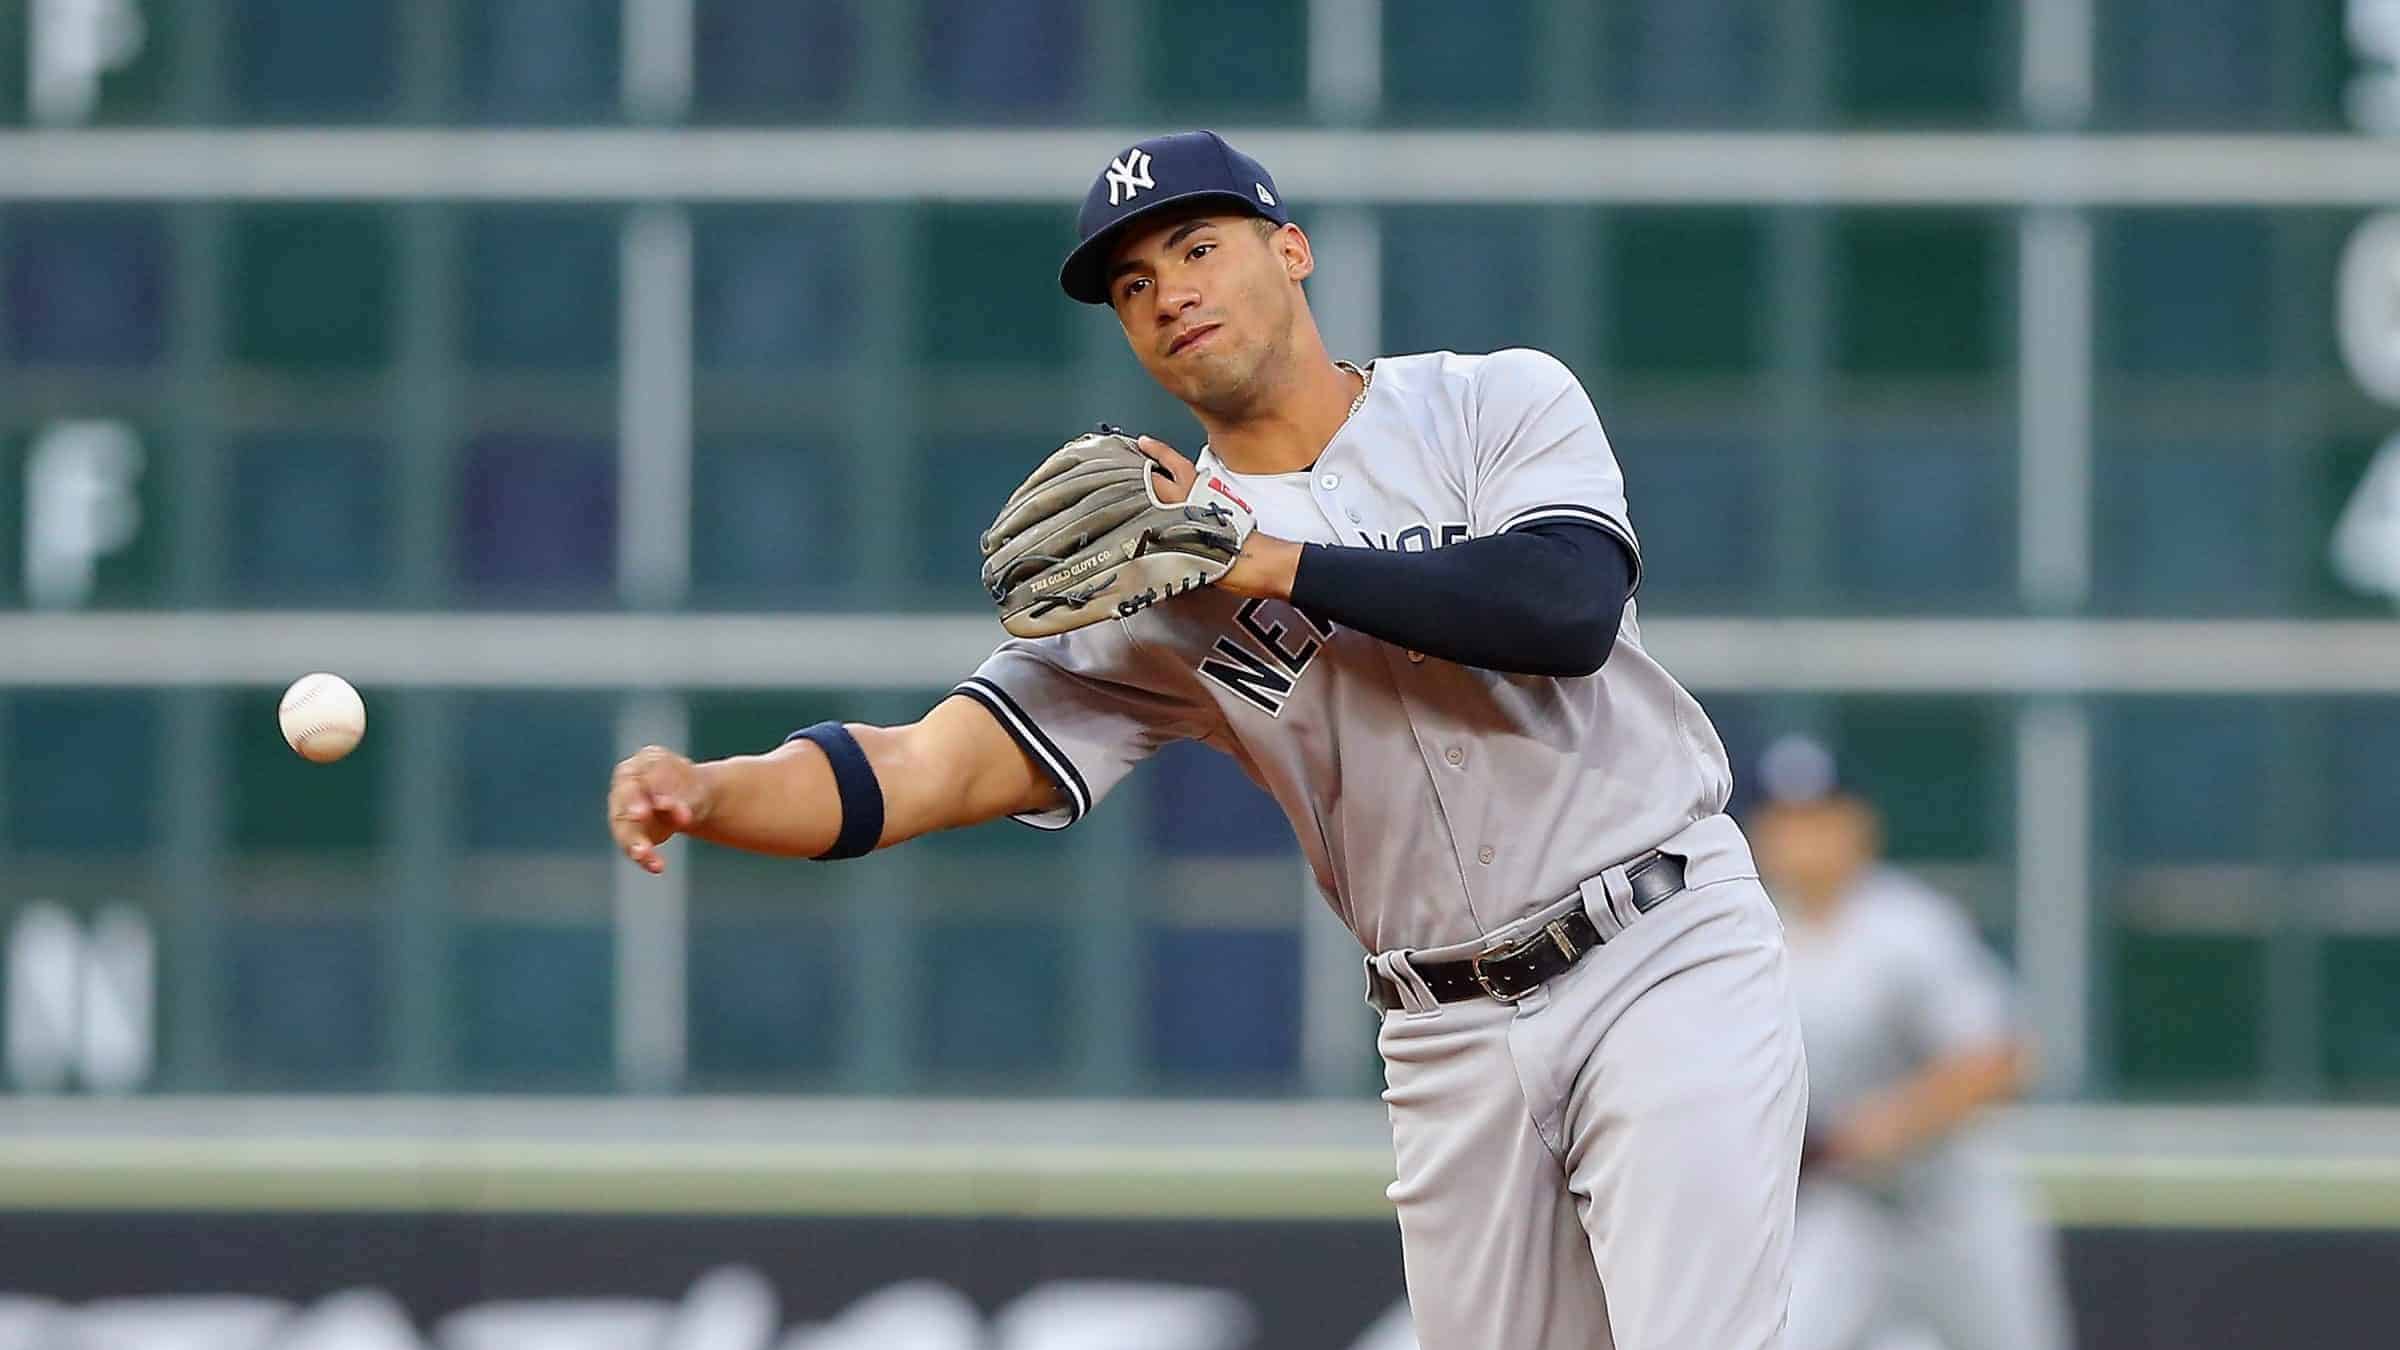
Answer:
[{"left": 279, "top": 673, "right": 367, "bottom": 764}]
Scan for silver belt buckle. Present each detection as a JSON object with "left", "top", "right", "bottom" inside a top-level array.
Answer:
[{"left": 1470, "top": 921, "right": 1577, "bottom": 1004}]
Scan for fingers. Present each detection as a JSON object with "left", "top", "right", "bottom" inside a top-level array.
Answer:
[
  {"left": 609, "top": 747, "right": 688, "bottom": 874},
  {"left": 1137, "top": 436, "right": 1198, "bottom": 503}
]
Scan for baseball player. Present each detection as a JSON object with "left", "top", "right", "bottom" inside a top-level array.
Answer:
[
  {"left": 1746, "top": 736, "right": 2074, "bottom": 1350},
  {"left": 608, "top": 130, "right": 1808, "bottom": 1349}
]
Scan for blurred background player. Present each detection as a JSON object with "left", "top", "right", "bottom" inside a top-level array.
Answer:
[{"left": 1747, "top": 734, "right": 2076, "bottom": 1350}]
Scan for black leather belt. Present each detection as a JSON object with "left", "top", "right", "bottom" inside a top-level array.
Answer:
[{"left": 1384, "top": 852, "right": 1688, "bottom": 1006}]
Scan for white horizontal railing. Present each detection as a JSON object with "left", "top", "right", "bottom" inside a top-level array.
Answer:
[
  {"left": 2, "top": 613, "right": 2399, "bottom": 692},
  {"left": 1, "top": 129, "right": 2399, "bottom": 205}
]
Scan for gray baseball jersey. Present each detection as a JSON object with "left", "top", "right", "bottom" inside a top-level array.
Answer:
[
  {"left": 1783, "top": 868, "right": 2074, "bottom": 1350},
  {"left": 953, "top": 347, "right": 1734, "bottom": 955}
]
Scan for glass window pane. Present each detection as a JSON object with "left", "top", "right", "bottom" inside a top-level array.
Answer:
[
  {"left": 2101, "top": 214, "right": 2270, "bottom": 376},
  {"left": 463, "top": 208, "right": 619, "bottom": 371},
  {"left": 460, "top": 694, "right": 617, "bottom": 851},
  {"left": 691, "top": 0, "right": 860, "bottom": 121},
  {"left": 2323, "top": 938, "right": 2400, "bottom": 1093},
  {"left": 2112, "top": 932, "right": 2264, "bottom": 1092},
  {"left": 224, "top": 917, "right": 387, "bottom": 1085},
  {"left": 5, "top": 692, "right": 158, "bottom": 853},
  {"left": 454, "top": 920, "right": 614, "bottom": 1086},
  {"left": 688, "top": 916, "right": 845, "bottom": 1080},
  {"left": 907, "top": 436, "right": 1036, "bottom": 598},
  {"left": 462, "top": 0, "right": 620, "bottom": 124},
  {"left": 1382, "top": 209, "right": 1542, "bottom": 358},
  {"left": 914, "top": 206, "right": 1073, "bottom": 367},
  {"left": 693, "top": 208, "right": 859, "bottom": 368},
  {"left": 1831, "top": 439, "right": 2015, "bottom": 607},
  {"left": 1834, "top": 0, "right": 2007, "bottom": 125},
  {"left": 229, "top": 435, "right": 391, "bottom": 603},
  {"left": 1147, "top": 925, "right": 1299, "bottom": 1086},
  {"left": 2093, "top": 451, "right": 2279, "bottom": 613},
  {"left": 2329, "top": 699, "right": 2400, "bottom": 861},
  {"left": 229, "top": 207, "right": 396, "bottom": 372},
  {"left": 919, "top": 0, "right": 1083, "bottom": 118},
  {"left": 1831, "top": 698, "right": 2001, "bottom": 860},
  {"left": 1616, "top": 438, "right": 1769, "bottom": 610},
  {"left": 229, "top": 0, "right": 399, "bottom": 122},
  {"left": 1833, "top": 213, "right": 2003, "bottom": 376},
  {"left": 1138, "top": 0, "right": 1307, "bottom": 121},
  {"left": 2096, "top": 0, "right": 2274, "bottom": 128},
  {"left": 1605, "top": 0, "right": 1775, "bottom": 126},
  {"left": 690, "top": 439, "right": 859, "bottom": 607},
  {"left": 4, "top": 208, "right": 168, "bottom": 366},
  {"left": 1385, "top": 0, "right": 1533, "bottom": 121},
  {"left": 1609, "top": 210, "right": 1768, "bottom": 375},
  {"left": 2099, "top": 698, "right": 2268, "bottom": 862},
  {"left": 456, "top": 434, "right": 618, "bottom": 602},
  {"left": 923, "top": 918, "right": 1070, "bottom": 1083},
  {"left": 1143, "top": 742, "right": 1288, "bottom": 856},
  {"left": 228, "top": 687, "right": 386, "bottom": 850}
]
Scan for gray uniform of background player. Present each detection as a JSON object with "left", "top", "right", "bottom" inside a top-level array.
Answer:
[
  {"left": 1783, "top": 866, "right": 2075, "bottom": 1350},
  {"left": 955, "top": 348, "right": 1810, "bottom": 1349}
]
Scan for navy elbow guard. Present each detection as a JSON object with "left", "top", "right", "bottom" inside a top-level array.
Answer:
[{"left": 785, "top": 721, "right": 886, "bottom": 860}]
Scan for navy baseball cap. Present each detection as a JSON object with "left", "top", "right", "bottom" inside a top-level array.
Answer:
[
  {"left": 1059, "top": 130, "right": 1291, "bottom": 305},
  {"left": 1732, "top": 734, "right": 1851, "bottom": 817}
]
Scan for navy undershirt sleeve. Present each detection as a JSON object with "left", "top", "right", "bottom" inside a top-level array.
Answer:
[{"left": 1287, "top": 521, "right": 1634, "bottom": 677}]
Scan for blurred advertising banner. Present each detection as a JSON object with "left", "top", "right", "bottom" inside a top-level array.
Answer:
[{"left": 1, "top": 1212, "right": 2398, "bottom": 1350}]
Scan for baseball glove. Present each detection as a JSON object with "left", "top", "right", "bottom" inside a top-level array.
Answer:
[{"left": 979, "top": 427, "right": 1257, "bottom": 638}]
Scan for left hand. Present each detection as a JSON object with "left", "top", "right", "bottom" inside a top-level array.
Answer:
[
  {"left": 1137, "top": 437, "right": 1302, "bottom": 602},
  {"left": 1822, "top": 1096, "right": 1921, "bottom": 1172}
]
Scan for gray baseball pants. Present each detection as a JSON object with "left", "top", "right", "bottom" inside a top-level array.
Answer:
[{"left": 1368, "top": 814, "right": 1810, "bottom": 1349}]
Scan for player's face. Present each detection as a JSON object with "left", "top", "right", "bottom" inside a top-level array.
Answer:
[
  {"left": 1105, "top": 210, "right": 1304, "bottom": 414},
  {"left": 1754, "top": 797, "right": 1880, "bottom": 916}
]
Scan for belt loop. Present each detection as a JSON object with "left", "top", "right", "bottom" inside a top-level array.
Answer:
[
  {"left": 1369, "top": 950, "right": 1441, "bottom": 1016},
  {"left": 1578, "top": 873, "right": 1630, "bottom": 943}
]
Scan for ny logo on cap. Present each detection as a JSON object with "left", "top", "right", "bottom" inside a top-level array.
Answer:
[{"left": 1105, "top": 149, "right": 1156, "bottom": 206}]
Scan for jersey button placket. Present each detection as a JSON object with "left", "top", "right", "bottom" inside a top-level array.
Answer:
[
  {"left": 1445, "top": 747, "right": 1464, "bottom": 767},
  {"left": 1477, "top": 846, "right": 1495, "bottom": 865}
]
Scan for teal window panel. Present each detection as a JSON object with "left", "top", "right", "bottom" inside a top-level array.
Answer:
[
  {"left": 2100, "top": 214, "right": 2270, "bottom": 376},
  {"left": 456, "top": 435, "right": 618, "bottom": 602},
  {"left": 2111, "top": 933, "right": 2265, "bottom": 1093},
  {"left": 1144, "top": 742, "right": 1288, "bottom": 857},
  {"left": 229, "top": 207, "right": 396, "bottom": 372},
  {"left": 226, "top": 686, "right": 386, "bottom": 852},
  {"left": 2329, "top": 700, "right": 2400, "bottom": 861},
  {"left": 1384, "top": 0, "right": 1533, "bottom": 121},
  {"left": 2324, "top": 939, "right": 2400, "bottom": 1095},
  {"left": 223, "top": 917, "right": 388, "bottom": 1086},
  {"left": 463, "top": 0, "right": 622, "bottom": 124},
  {"left": 229, "top": 0, "right": 399, "bottom": 122},
  {"left": 2091, "top": 451, "right": 2279, "bottom": 614},
  {"left": 922, "top": 919, "right": 1070, "bottom": 1082},
  {"left": 908, "top": 437, "right": 1044, "bottom": 598},
  {"left": 1833, "top": 0, "right": 2007, "bottom": 126},
  {"left": 687, "top": 917, "right": 846, "bottom": 1080},
  {"left": 914, "top": 206, "right": 1074, "bottom": 367},
  {"left": 1605, "top": 0, "right": 1775, "bottom": 126},
  {"left": 1831, "top": 439, "right": 2015, "bottom": 608},
  {"left": 1139, "top": 0, "right": 1307, "bottom": 122},
  {"left": 693, "top": 209, "right": 859, "bottom": 368},
  {"left": 463, "top": 208, "right": 619, "bottom": 372},
  {"left": 919, "top": 0, "right": 1083, "bottom": 119},
  {"left": 454, "top": 921, "right": 615, "bottom": 1088},
  {"left": 1147, "top": 926, "right": 1299, "bottom": 1087},
  {"left": 4, "top": 207, "right": 168, "bottom": 366},
  {"left": 1832, "top": 698, "right": 2002, "bottom": 861},
  {"left": 1381, "top": 208, "right": 1543, "bottom": 359},
  {"left": 2095, "top": 0, "right": 2273, "bottom": 128},
  {"left": 689, "top": 440, "right": 859, "bottom": 607},
  {"left": 5, "top": 692, "right": 158, "bottom": 854},
  {"left": 1611, "top": 437, "right": 1768, "bottom": 610},
  {"left": 460, "top": 695, "right": 618, "bottom": 851},
  {"left": 2099, "top": 699, "right": 2268, "bottom": 863},
  {"left": 229, "top": 435, "right": 391, "bottom": 603},
  {"left": 1833, "top": 212, "right": 2004, "bottom": 377},
  {"left": 1609, "top": 210, "right": 1768, "bottom": 376},
  {"left": 691, "top": 0, "right": 860, "bottom": 121}
]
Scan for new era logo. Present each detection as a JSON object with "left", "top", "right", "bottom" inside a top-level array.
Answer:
[
  {"left": 1105, "top": 149, "right": 1156, "bottom": 206},
  {"left": 1254, "top": 183, "right": 1276, "bottom": 207}
]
